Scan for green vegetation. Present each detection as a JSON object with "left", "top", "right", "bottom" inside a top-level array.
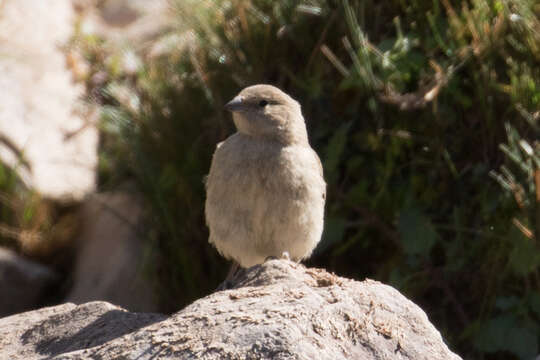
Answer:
[
  {"left": 0, "top": 159, "right": 76, "bottom": 270},
  {"left": 73, "top": 0, "right": 539, "bottom": 358}
]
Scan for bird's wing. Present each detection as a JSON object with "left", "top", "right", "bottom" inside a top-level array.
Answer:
[
  {"left": 311, "top": 148, "right": 324, "bottom": 177},
  {"left": 311, "top": 148, "right": 326, "bottom": 200},
  {"left": 203, "top": 141, "right": 226, "bottom": 189}
]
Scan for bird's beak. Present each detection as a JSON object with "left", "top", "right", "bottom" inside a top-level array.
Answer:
[{"left": 224, "top": 95, "right": 244, "bottom": 112}]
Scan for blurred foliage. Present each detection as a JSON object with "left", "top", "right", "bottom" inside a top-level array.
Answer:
[
  {"left": 0, "top": 161, "right": 32, "bottom": 249},
  {"left": 72, "top": 0, "right": 540, "bottom": 358},
  {"left": 0, "top": 158, "right": 76, "bottom": 270}
]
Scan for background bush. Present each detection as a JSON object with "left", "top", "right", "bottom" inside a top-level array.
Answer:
[{"left": 74, "top": 0, "right": 539, "bottom": 358}]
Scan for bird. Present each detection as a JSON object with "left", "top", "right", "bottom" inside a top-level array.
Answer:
[{"left": 205, "top": 84, "right": 326, "bottom": 274}]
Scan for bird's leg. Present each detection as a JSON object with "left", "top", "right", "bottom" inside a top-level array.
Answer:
[
  {"left": 226, "top": 261, "right": 240, "bottom": 280},
  {"left": 217, "top": 261, "right": 241, "bottom": 291},
  {"left": 265, "top": 251, "right": 290, "bottom": 262}
]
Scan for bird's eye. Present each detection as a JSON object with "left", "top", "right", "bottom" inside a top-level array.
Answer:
[{"left": 258, "top": 100, "right": 268, "bottom": 107}]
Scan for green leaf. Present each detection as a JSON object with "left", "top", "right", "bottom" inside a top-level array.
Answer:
[
  {"left": 507, "top": 327, "right": 537, "bottom": 360},
  {"left": 529, "top": 292, "right": 540, "bottom": 318},
  {"left": 324, "top": 121, "right": 352, "bottom": 184},
  {"left": 345, "top": 180, "right": 368, "bottom": 205},
  {"left": 158, "top": 164, "right": 178, "bottom": 191},
  {"left": 474, "top": 315, "right": 538, "bottom": 360},
  {"left": 508, "top": 228, "right": 540, "bottom": 276},
  {"left": 495, "top": 296, "right": 521, "bottom": 311},
  {"left": 398, "top": 206, "right": 437, "bottom": 256},
  {"left": 22, "top": 204, "right": 35, "bottom": 224},
  {"left": 316, "top": 217, "right": 347, "bottom": 255},
  {"left": 0, "top": 163, "right": 6, "bottom": 188}
]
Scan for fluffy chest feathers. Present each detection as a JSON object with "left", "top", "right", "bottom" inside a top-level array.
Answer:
[
  {"left": 208, "top": 133, "right": 323, "bottom": 199},
  {"left": 205, "top": 132, "right": 326, "bottom": 267}
]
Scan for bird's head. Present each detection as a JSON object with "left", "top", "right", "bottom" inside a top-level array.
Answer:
[{"left": 224, "top": 84, "right": 308, "bottom": 144}]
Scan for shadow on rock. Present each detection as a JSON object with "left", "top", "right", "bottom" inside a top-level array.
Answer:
[{"left": 21, "top": 307, "right": 164, "bottom": 357}]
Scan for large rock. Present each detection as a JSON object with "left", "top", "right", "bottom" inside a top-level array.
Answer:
[
  {"left": 0, "top": 247, "right": 59, "bottom": 317},
  {"left": 66, "top": 191, "right": 158, "bottom": 312},
  {"left": 0, "top": 0, "right": 98, "bottom": 201},
  {"left": 0, "top": 260, "right": 462, "bottom": 359},
  {"left": 0, "top": 301, "right": 165, "bottom": 360},
  {"left": 76, "top": 0, "right": 171, "bottom": 44}
]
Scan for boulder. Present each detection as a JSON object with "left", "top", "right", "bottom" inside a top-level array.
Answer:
[
  {"left": 0, "top": 247, "right": 59, "bottom": 317},
  {"left": 0, "top": 260, "right": 461, "bottom": 359},
  {"left": 0, "top": 0, "right": 98, "bottom": 201},
  {"left": 76, "top": 0, "right": 171, "bottom": 44},
  {"left": 66, "top": 191, "right": 158, "bottom": 312},
  {"left": 0, "top": 301, "right": 165, "bottom": 359}
]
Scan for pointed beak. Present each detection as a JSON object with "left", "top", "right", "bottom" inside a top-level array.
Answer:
[{"left": 224, "top": 95, "right": 244, "bottom": 112}]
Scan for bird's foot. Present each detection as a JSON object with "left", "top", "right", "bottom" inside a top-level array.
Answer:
[
  {"left": 264, "top": 252, "right": 290, "bottom": 262},
  {"left": 216, "top": 262, "right": 241, "bottom": 291}
]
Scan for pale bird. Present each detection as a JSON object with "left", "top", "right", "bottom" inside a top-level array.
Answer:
[{"left": 205, "top": 84, "right": 326, "bottom": 272}]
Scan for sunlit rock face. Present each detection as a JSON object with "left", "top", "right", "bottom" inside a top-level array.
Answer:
[{"left": 0, "top": 0, "right": 98, "bottom": 201}]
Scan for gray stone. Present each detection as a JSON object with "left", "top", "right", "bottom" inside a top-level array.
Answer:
[
  {"left": 0, "top": 0, "right": 98, "bottom": 201},
  {"left": 0, "top": 301, "right": 165, "bottom": 359},
  {"left": 0, "top": 260, "right": 462, "bottom": 359},
  {"left": 77, "top": 0, "right": 171, "bottom": 45},
  {"left": 66, "top": 191, "right": 158, "bottom": 312},
  {"left": 0, "top": 248, "right": 58, "bottom": 317}
]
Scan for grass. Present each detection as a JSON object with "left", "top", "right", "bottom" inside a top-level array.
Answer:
[{"left": 71, "top": 0, "right": 539, "bottom": 358}]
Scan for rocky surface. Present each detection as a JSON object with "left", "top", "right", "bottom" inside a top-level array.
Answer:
[
  {"left": 0, "top": 301, "right": 165, "bottom": 360},
  {"left": 75, "top": 0, "right": 170, "bottom": 43},
  {"left": 66, "top": 191, "right": 158, "bottom": 312},
  {"left": 0, "top": 0, "right": 98, "bottom": 201},
  {"left": 0, "top": 248, "right": 59, "bottom": 317},
  {"left": 0, "top": 260, "right": 462, "bottom": 359}
]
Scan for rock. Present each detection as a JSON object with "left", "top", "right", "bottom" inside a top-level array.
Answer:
[
  {"left": 78, "top": 0, "right": 171, "bottom": 44},
  {"left": 0, "top": 0, "right": 98, "bottom": 201},
  {"left": 0, "top": 260, "right": 462, "bottom": 359},
  {"left": 0, "top": 301, "right": 165, "bottom": 359},
  {"left": 0, "top": 247, "right": 59, "bottom": 317},
  {"left": 65, "top": 191, "right": 159, "bottom": 312}
]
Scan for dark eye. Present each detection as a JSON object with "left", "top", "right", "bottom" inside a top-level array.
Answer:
[{"left": 258, "top": 99, "right": 268, "bottom": 107}]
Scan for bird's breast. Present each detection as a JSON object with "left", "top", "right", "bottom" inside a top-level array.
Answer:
[
  {"left": 205, "top": 133, "right": 326, "bottom": 266},
  {"left": 216, "top": 136, "right": 324, "bottom": 198}
]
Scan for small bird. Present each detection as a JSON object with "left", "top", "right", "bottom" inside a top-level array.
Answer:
[{"left": 205, "top": 84, "right": 326, "bottom": 272}]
